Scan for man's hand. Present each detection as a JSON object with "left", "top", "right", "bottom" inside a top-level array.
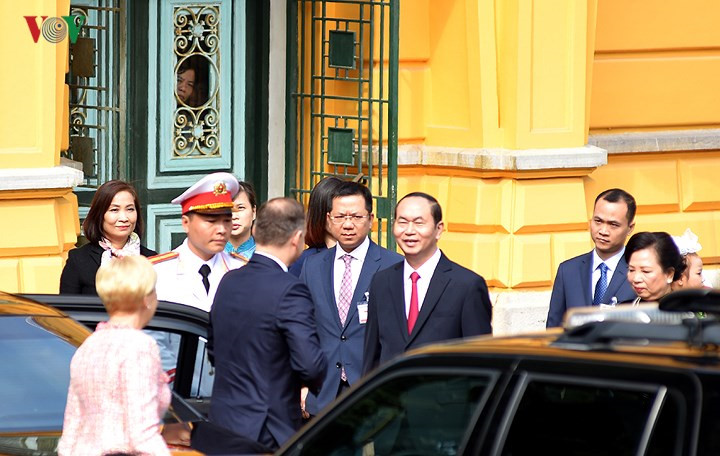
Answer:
[{"left": 300, "top": 386, "right": 310, "bottom": 419}]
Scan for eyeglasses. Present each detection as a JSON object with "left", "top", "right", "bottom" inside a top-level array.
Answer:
[{"left": 329, "top": 214, "right": 370, "bottom": 225}]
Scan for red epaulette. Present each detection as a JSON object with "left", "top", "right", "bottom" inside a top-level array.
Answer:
[
  {"left": 148, "top": 251, "right": 179, "bottom": 264},
  {"left": 229, "top": 252, "right": 249, "bottom": 264}
]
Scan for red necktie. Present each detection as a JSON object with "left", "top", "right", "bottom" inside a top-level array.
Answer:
[{"left": 407, "top": 272, "right": 420, "bottom": 334}]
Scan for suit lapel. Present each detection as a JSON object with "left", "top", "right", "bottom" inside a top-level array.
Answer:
[
  {"left": 407, "top": 254, "right": 451, "bottom": 345},
  {"left": 322, "top": 247, "right": 343, "bottom": 329},
  {"left": 603, "top": 255, "right": 628, "bottom": 304},
  {"left": 580, "top": 252, "right": 593, "bottom": 306},
  {"left": 386, "top": 262, "right": 409, "bottom": 343}
]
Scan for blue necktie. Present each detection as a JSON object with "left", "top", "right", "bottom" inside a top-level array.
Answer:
[{"left": 593, "top": 263, "right": 608, "bottom": 305}]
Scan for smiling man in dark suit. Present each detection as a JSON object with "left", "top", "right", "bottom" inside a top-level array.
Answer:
[
  {"left": 546, "top": 188, "right": 637, "bottom": 327},
  {"left": 362, "top": 192, "right": 493, "bottom": 374}
]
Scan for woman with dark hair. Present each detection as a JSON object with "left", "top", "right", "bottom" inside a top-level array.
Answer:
[
  {"left": 624, "top": 231, "right": 686, "bottom": 304},
  {"left": 288, "top": 176, "right": 344, "bottom": 277},
  {"left": 225, "top": 180, "right": 257, "bottom": 260},
  {"left": 176, "top": 56, "right": 208, "bottom": 107},
  {"left": 60, "top": 180, "right": 157, "bottom": 295}
]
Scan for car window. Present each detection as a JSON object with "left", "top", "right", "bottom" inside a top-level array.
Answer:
[
  {"left": 191, "top": 336, "right": 214, "bottom": 398},
  {"left": 499, "top": 377, "right": 662, "bottom": 456},
  {"left": 0, "top": 316, "right": 76, "bottom": 432},
  {"left": 145, "top": 329, "right": 215, "bottom": 398},
  {"left": 291, "top": 372, "right": 494, "bottom": 456}
]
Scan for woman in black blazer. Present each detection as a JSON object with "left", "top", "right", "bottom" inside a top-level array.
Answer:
[{"left": 60, "top": 180, "right": 157, "bottom": 295}]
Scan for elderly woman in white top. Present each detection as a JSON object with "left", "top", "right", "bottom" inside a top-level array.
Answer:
[{"left": 671, "top": 228, "right": 707, "bottom": 290}]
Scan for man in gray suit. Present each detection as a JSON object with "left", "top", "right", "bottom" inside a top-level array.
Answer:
[
  {"left": 546, "top": 188, "right": 638, "bottom": 327},
  {"left": 300, "top": 181, "right": 402, "bottom": 416}
]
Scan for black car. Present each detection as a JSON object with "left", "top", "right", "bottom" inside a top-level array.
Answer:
[{"left": 278, "top": 289, "right": 720, "bottom": 456}]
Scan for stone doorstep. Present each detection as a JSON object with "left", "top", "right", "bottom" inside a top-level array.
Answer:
[
  {"left": 491, "top": 290, "right": 551, "bottom": 336},
  {"left": 589, "top": 129, "right": 720, "bottom": 154},
  {"left": 397, "top": 144, "right": 607, "bottom": 171},
  {"left": 401, "top": 144, "right": 607, "bottom": 170},
  {"left": 0, "top": 164, "right": 84, "bottom": 191}
]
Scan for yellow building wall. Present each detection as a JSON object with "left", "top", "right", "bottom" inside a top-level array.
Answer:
[
  {"left": 398, "top": 0, "right": 597, "bottom": 149},
  {"left": 591, "top": 0, "right": 720, "bottom": 131},
  {"left": 398, "top": 151, "right": 720, "bottom": 292},
  {"left": 0, "top": 0, "right": 79, "bottom": 293},
  {"left": 396, "top": 0, "right": 720, "bottom": 298}
]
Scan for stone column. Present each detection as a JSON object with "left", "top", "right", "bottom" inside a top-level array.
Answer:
[
  {"left": 396, "top": 0, "right": 603, "bottom": 334},
  {"left": 0, "top": 0, "right": 83, "bottom": 293}
]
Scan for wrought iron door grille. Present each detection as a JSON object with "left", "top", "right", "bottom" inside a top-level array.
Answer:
[
  {"left": 65, "top": 0, "right": 125, "bottom": 188},
  {"left": 172, "top": 5, "right": 221, "bottom": 159},
  {"left": 287, "top": 0, "right": 399, "bottom": 249}
]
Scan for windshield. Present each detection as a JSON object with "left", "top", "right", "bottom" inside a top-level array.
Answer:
[{"left": 0, "top": 316, "right": 77, "bottom": 432}]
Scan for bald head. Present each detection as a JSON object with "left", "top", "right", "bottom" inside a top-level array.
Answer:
[{"left": 254, "top": 198, "right": 305, "bottom": 247}]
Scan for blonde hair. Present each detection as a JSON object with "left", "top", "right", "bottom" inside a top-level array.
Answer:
[{"left": 96, "top": 256, "right": 157, "bottom": 314}]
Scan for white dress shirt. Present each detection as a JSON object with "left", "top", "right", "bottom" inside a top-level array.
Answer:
[
  {"left": 333, "top": 236, "right": 370, "bottom": 304},
  {"left": 403, "top": 248, "right": 442, "bottom": 317},
  {"left": 154, "top": 239, "right": 244, "bottom": 312},
  {"left": 591, "top": 247, "right": 625, "bottom": 304}
]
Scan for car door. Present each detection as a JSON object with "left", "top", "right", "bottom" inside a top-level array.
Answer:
[
  {"left": 279, "top": 356, "right": 516, "bottom": 456},
  {"left": 479, "top": 357, "right": 701, "bottom": 456},
  {"left": 22, "top": 294, "right": 215, "bottom": 418}
]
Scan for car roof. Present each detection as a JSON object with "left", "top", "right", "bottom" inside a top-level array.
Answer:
[
  {"left": 0, "top": 291, "right": 70, "bottom": 317},
  {"left": 0, "top": 291, "right": 91, "bottom": 349},
  {"left": 401, "top": 329, "right": 720, "bottom": 372},
  {"left": 21, "top": 293, "right": 209, "bottom": 337}
]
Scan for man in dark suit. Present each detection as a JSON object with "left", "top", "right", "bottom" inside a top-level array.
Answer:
[
  {"left": 363, "top": 192, "right": 493, "bottom": 374},
  {"left": 300, "top": 181, "right": 402, "bottom": 416},
  {"left": 546, "top": 188, "right": 637, "bottom": 327},
  {"left": 209, "top": 198, "right": 327, "bottom": 450}
]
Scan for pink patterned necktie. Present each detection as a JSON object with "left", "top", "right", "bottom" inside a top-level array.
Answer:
[
  {"left": 338, "top": 254, "right": 353, "bottom": 381},
  {"left": 338, "top": 254, "right": 353, "bottom": 326}
]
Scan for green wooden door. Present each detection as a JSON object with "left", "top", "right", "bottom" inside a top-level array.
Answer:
[
  {"left": 66, "top": 0, "right": 269, "bottom": 253},
  {"left": 125, "top": 0, "right": 271, "bottom": 254}
]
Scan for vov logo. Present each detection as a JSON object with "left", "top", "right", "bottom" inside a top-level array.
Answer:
[{"left": 24, "top": 15, "right": 86, "bottom": 44}]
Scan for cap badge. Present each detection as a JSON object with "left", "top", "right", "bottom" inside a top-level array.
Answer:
[{"left": 213, "top": 181, "right": 228, "bottom": 196}]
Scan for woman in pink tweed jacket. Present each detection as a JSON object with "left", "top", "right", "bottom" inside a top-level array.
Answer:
[{"left": 59, "top": 256, "right": 172, "bottom": 456}]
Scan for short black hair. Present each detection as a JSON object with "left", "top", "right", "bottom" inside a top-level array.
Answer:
[
  {"left": 625, "top": 231, "right": 686, "bottom": 281},
  {"left": 395, "top": 192, "right": 443, "bottom": 225},
  {"left": 332, "top": 181, "right": 373, "bottom": 214},
  {"left": 595, "top": 188, "right": 636, "bottom": 224},
  {"left": 254, "top": 198, "right": 305, "bottom": 246}
]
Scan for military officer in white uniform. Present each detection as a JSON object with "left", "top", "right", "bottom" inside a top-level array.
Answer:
[
  {"left": 150, "top": 172, "right": 247, "bottom": 395},
  {"left": 152, "top": 172, "right": 248, "bottom": 311}
]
